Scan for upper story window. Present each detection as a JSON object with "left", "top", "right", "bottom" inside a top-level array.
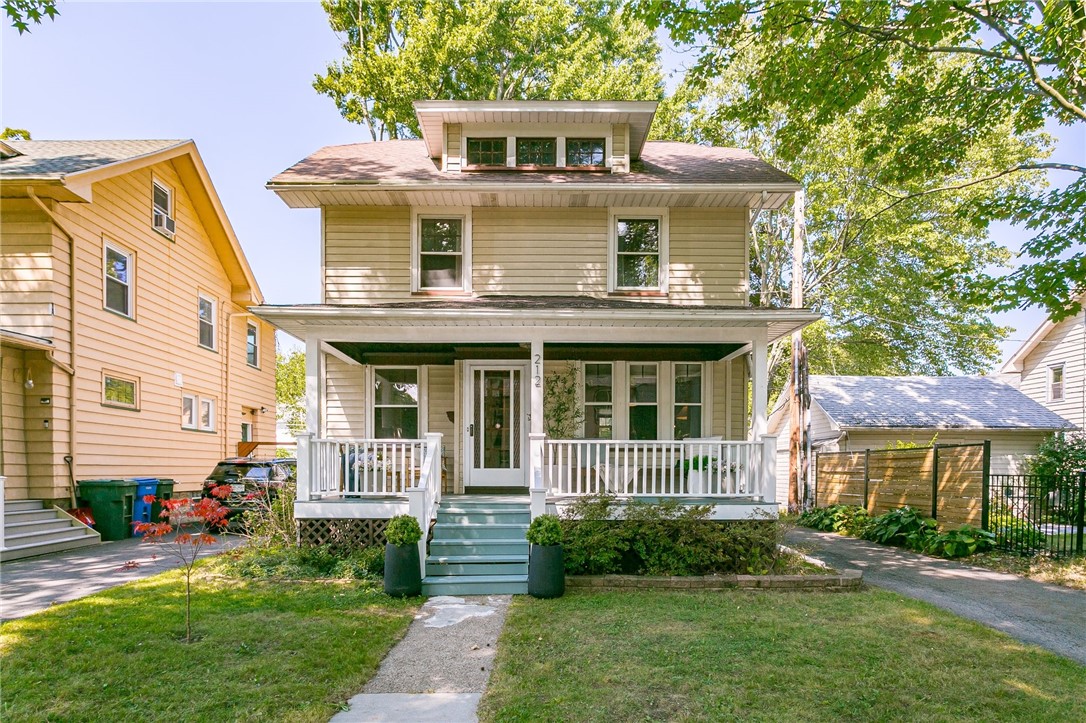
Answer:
[
  {"left": 198, "top": 293, "right": 217, "bottom": 350},
  {"left": 466, "top": 137, "right": 506, "bottom": 166},
  {"left": 152, "top": 179, "right": 176, "bottom": 238},
  {"left": 583, "top": 363, "right": 614, "bottom": 439},
  {"left": 610, "top": 210, "right": 669, "bottom": 292},
  {"left": 373, "top": 367, "right": 420, "bottom": 438},
  {"left": 1050, "top": 365, "right": 1065, "bottom": 402},
  {"left": 104, "top": 241, "right": 134, "bottom": 318},
  {"left": 413, "top": 210, "right": 471, "bottom": 293},
  {"left": 566, "top": 138, "right": 606, "bottom": 167},
  {"left": 516, "top": 138, "right": 556, "bottom": 166},
  {"left": 246, "top": 322, "right": 259, "bottom": 367}
]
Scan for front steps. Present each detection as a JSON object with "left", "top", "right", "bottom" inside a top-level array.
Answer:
[
  {"left": 2, "top": 500, "right": 101, "bottom": 562},
  {"left": 422, "top": 497, "right": 530, "bottom": 596}
]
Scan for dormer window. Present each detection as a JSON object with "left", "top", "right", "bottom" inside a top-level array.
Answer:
[
  {"left": 466, "top": 138, "right": 506, "bottom": 167},
  {"left": 566, "top": 138, "right": 606, "bottom": 167},
  {"left": 516, "top": 138, "right": 556, "bottom": 166}
]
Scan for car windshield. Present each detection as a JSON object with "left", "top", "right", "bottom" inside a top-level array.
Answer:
[{"left": 207, "top": 463, "right": 269, "bottom": 481}]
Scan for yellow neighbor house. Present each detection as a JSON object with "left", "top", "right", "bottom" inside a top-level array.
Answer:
[{"left": 1, "top": 139, "right": 275, "bottom": 558}]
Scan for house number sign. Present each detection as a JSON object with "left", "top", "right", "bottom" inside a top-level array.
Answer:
[{"left": 533, "top": 354, "right": 542, "bottom": 388}]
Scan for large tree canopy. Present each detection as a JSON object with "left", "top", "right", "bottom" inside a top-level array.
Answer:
[
  {"left": 635, "top": 0, "right": 1086, "bottom": 320},
  {"left": 316, "top": 0, "right": 663, "bottom": 140}
]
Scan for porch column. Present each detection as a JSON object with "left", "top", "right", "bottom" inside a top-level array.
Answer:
[
  {"left": 304, "top": 336, "right": 322, "bottom": 436},
  {"left": 751, "top": 333, "right": 769, "bottom": 439},
  {"left": 529, "top": 339, "right": 546, "bottom": 517},
  {"left": 530, "top": 338, "right": 543, "bottom": 435}
]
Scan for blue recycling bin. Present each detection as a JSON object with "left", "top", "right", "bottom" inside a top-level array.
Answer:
[{"left": 131, "top": 477, "right": 159, "bottom": 535}]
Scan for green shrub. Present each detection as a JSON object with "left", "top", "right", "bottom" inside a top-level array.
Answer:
[
  {"left": 526, "top": 514, "right": 562, "bottom": 546},
  {"left": 863, "top": 506, "right": 937, "bottom": 550},
  {"left": 385, "top": 515, "right": 422, "bottom": 547},
  {"left": 240, "top": 482, "right": 297, "bottom": 547},
  {"left": 798, "top": 504, "right": 871, "bottom": 536},
  {"left": 921, "top": 526, "right": 996, "bottom": 559},
  {"left": 990, "top": 502, "right": 1047, "bottom": 550},
  {"left": 560, "top": 493, "right": 625, "bottom": 575},
  {"left": 224, "top": 544, "right": 384, "bottom": 580}
]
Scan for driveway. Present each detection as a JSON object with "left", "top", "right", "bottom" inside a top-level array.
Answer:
[
  {"left": 786, "top": 527, "right": 1086, "bottom": 666},
  {"left": 0, "top": 533, "right": 245, "bottom": 621}
]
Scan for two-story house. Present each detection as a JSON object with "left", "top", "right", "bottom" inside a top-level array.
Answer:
[
  {"left": 1001, "top": 295, "right": 1085, "bottom": 431},
  {"left": 254, "top": 101, "right": 819, "bottom": 594},
  {"left": 1, "top": 139, "right": 275, "bottom": 559}
]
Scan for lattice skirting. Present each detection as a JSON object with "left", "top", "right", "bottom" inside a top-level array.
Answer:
[{"left": 298, "top": 518, "right": 389, "bottom": 551}]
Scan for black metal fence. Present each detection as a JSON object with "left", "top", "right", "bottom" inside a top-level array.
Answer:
[{"left": 985, "top": 472, "right": 1086, "bottom": 557}]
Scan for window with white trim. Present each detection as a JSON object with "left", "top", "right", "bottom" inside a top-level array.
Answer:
[
  {"left": 182, "top": 393, "right": 216, "bottom": 431},
  {"left": 610, "top": 210, "right": 668, "bottom": 292},
  {"left": 566, "top": 138, "right": 606, "bottom": 167},
  {"left": 241, "top": 421, "right": 253, "bottom": 443},
  {"left": 628, "top": 363, "right": 658, "bottom": 440},
  {"left": 103, "top": 242, "right": 134, "bottom": 317},
  {"left": 103, "top": 373, "right": 138, "bottom": 410},
  {"left": 583, "top": 363, "right": 613, "bottom": 439},
  {"left": 1050, "top": 365, "right": 1065, "bottom": 402},
  {"left": 246, "top": 322, "right": 259, "bottom": 367},
  {"left": 413, "top": 210, "right": 470, "bottom": 292},
  {"left": 197, "top": 293, "right": 217, "bottom": 350},
  {"left": 674, "top": 363, "right": 703, "bottom": 439},
  {"left": 152, "top": 180, "right": 176, "bottom": 238},
  {"left": 373, "top": 368, "right": 420, "bottom": 439}
]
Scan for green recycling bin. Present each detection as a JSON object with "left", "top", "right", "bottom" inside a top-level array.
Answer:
[
  {"left": 151, "top": 479, "right": 176, "bottom": 523},
  {"left": 77, "top": 479, "right": 138, "bottom": 541}
]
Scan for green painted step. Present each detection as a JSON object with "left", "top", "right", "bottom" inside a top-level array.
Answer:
[
  {"left": 421, "top": 574, "right": 528, "bottom": 596},
  {"left": 431, "top": 523, "right": 528, "bottom": 540},
  {"left": 437, "top": 510, "right": 531, "bottom": 524},
  {"left": 426, "top": 560, "right": 528, "bottom": 576},
  {"left": 429, "top": 538, "right": 529, "bottom": 557}
]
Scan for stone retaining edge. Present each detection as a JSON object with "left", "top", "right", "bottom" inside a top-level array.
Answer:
[{"left": 566, "top": 570, "right": 863, "bottom": 591}]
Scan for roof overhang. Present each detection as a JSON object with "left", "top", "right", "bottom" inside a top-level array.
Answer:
[
  {"left": 266, "top": 182, "right": 799, "bottom": 210},
  {"left": 1, "top": 328, "right": 55, "bottom": 351},
  {"left": 250, "top": 304, "right": 821, "bottom": 346},
  {"left": 413, "top": 100, "right": 659, "bottom": 160}
]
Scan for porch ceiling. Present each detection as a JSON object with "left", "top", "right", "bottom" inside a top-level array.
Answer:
[{"left": 328, "top": 341, "right": 746, "bottom": 365}]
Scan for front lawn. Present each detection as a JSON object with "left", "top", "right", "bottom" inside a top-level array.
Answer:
[
  {"left": 480, "top": 589, "right": 1086, "bottom": 722},
  {"left": 0, "top": 564, "right": 417, "bottom": 722}
]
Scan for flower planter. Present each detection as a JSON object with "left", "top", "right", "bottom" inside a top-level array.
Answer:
[
  {"left": 383, "top": 543, "right": 421, "bottom": 597},
  {"left": 528, "top": 544, "right": 565, "bottom": 599}
]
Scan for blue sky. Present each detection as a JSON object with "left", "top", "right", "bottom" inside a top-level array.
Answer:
[{"left": 3, "top": 1, "right": 1082, "bottom": 365}]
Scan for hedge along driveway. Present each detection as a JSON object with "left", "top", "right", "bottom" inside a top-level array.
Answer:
[
  {"left": 479, "top": 589, "right": 1086, "bottom": 722},
  {"left": 786, "top": 527, "right": 1086, "bottom": 665}
]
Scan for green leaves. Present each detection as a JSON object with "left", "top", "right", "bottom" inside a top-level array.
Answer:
[{"left": 4, "top": 0, "right": 58, "bottom": 34}]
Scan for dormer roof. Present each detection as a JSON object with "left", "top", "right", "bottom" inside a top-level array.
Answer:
[{"left": 412, "top": 100, "right": 659, "bottom": 160}]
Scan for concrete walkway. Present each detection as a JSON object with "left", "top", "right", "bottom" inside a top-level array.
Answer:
[
  {"left": 786, "top": 528, "right": 1086, "bottom": 665},
  {"left": 332, "top": 595, "right": 511, "bottom": 723},
  {"left": 0, "top": 533, "right": 245, "bottom": 621}
]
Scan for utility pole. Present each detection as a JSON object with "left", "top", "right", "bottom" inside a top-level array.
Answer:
[{"left": 789, "top": 190, "right": 809, "bottom": 513}]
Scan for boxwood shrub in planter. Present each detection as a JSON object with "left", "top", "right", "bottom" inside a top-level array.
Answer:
[
  {"left": 526, "top": 514, "right": 564, "bottom": 599},
  {"left": 384, "top": 514, "right": 423, "bottom": 597}
]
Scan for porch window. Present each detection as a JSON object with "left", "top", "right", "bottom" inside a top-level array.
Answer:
[
  {"left": 374, "top": 367, "right": 419, "bottom": 439},
  {"left": 583, "top": 363, "right": 613, "bottom": 439},
  {"left": 674, "top": 363, "right": 703, "bottom": 439},
  {"left": 566, "top": 138, "right": 606, "bottom": 167},
  {"left": 198, "top": 293, "right": 216, "bottom": 350},
  {"left": 418, "top": 216, "right": 465, "bottom": 290},
  {"left": 466, "top": 137, "right": 506, "bottom": 166},
  {"left": 628, "top": 363, "right": 658, "bottom": 440},
  {"left": 610, "top": 211, "right": 668, "bottom": 292},
  {"left": 1050, "top": 365, "right": 1064, "bottom": 402},
  {"left": 516, "top": 137, "right": 556, "bottom": 166},
  {"left": 103, "top": 242, "right": 134, "bottom": 317}
]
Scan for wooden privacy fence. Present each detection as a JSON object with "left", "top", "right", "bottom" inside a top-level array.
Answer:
[{"left": 815, "top": 442, "right": 990, "bottom": 527}]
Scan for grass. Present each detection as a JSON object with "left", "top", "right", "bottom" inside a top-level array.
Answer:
[
  {"left": 479, "top": 589, "right": 1086, "bottom": 722},
  {"left": 0, "top": 562, "right": 418, "bottom": 722},
  {"left": 966, "top": 552, "right": 1086, "bottom": 590}
]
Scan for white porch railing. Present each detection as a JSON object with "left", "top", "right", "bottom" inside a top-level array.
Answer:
[
  {"left": 408, "top": 433, "right": 443, "bottom": 570},
  {"left": 297, "top": 437, "right": 433, "bottom": 500},
  {"left": 543, "top": 438, "right": 777, "bottom": 502}
]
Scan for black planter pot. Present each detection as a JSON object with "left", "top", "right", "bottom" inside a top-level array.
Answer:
[
  {"left": 384, "top": 543, "right": 421, "bottom": 597},
  {"left": 528, "top": 544, "right": 565, "bottom": 599}
]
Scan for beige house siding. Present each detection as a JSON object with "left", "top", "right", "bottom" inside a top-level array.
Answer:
[
  {"left": 446, "top": 123, "right": 462, "bottom": 172},
  {"left": 322, "top": 206, "right": 748, "bottom": 304},
  {"left": 325, "top": 354, "right": 366, "bottom": 438},
  {"left": 0, "top": 158, "right": 275, "bottom": 500},
  {"left": 1018, "top": 309, "right": 1085, "bottom": 429}
]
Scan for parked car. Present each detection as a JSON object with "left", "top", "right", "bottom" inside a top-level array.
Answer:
[{"left": 202, "top": 458, "right": 291, "bottom": 523}]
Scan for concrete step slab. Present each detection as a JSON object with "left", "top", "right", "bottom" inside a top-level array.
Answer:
[{"left": 421, "top": 575, "right": 528, "bottom": 596}]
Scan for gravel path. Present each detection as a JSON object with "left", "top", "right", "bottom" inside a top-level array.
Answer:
[
  {"left": 332, "top": 595, "right": 511, "bottom": 723},
  {"left": 786, "top": 527, "right": 1086, "bottom": 665},
  {"left": 0, "top": 533, "right": 245, "bottom": 621}
]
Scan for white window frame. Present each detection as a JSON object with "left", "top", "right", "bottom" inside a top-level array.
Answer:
[
  {"left": 1049, "top": 364, "right": 1065, "bottom": 402},
  {"left": 152, "top": 178, "right": 175, "bottom": 238},
  {"left": 241, "top": 420, "right": 253, "bottom": 443},
  {"left": 608, "top": 208, "right": 669, "bottom": 293},
  {"left": 103, "top": 240, "right": 135, "bottom": 318},
  {"left": 673, "top": 362, "right": 707, "bottom": 440},
  {"left": 367, "top": 365, "right": 427, "bottom": 439},
  {"left": 182, "top": 393, "right": 216, "bottom": 432},
  {"left": 627, "top": 362, "right": 660, "bottom": 441},
  {"left": 245, "top": 321, "right": 260, "bottom": 368},
  {"left": 410, "top": 208, "right": 472, "bottom": 293},
  {"left": 582, "top": 362, "right": 614, "bottom": 440},
  {"left": 197, "top": 292, "right": 217, "bottom": 351},
  {"left": 102, "top": 372, "right": 139, "bottom": 410}
]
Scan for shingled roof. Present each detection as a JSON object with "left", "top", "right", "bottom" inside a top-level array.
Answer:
[
  {"left": 810, "top": 376, "right": 1075, "bottom": 431},
  {"left": 0, "top": 139, "right": 187, "bottom": 178},
  {"left": 268, "top": 139, "right": 799, "bottom": 187}
]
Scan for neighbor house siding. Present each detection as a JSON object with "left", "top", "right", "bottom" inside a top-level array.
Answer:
[
  {"left": 1, "top": 347, "right": 29, "bottom": 498},
  {"left": 0, "top": 200, "right": 67, "bottom": 343},
  {"left": 1018, "top": 309, "right": 1086, "bottom": 429}
]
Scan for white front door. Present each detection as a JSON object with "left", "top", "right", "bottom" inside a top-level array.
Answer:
[{"left": 464, "top": 362, "right": 528, "bottom": 487}]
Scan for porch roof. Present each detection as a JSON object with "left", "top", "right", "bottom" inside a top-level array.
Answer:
[{"left": 252, "top": 295, "right": 820, "bottom": 344}]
